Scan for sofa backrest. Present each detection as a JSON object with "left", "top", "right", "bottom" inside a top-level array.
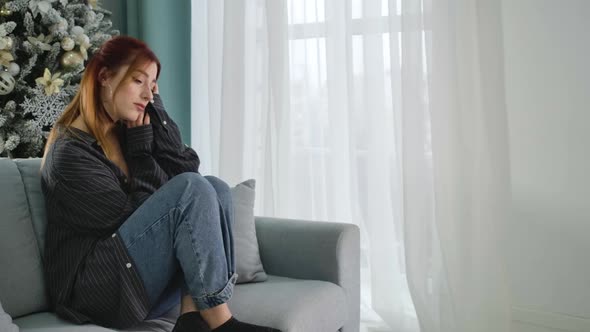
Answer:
[
  {"left": 0, "top": 158, "right": 48, "bottom": 318},
  {"left": 14, "top": 158, "right": 48, "bottom": 258}
]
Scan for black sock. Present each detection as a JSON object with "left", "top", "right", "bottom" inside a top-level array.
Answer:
[
  {"left": 172, "top": 311, "right": 210, "bottom": 332},
  {"left": 212, "top": 316, "right": 281, "bottom": 332}
]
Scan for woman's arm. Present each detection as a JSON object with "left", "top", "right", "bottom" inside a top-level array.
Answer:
[
  {"left": 145, "top": 93, "right": 201, "bottom": 177},
  {"left": 123, "top": 114, "right": 170, "bottom": 193},
  {"left": 49, "top": 143, "right": 155, "bottom": 235}
]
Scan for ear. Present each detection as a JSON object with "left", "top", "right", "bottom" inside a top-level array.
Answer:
[{"left": 98, "top": 67, "right": 110, "bottom": 86}]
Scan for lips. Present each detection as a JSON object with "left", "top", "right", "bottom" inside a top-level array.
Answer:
[{"left": 134, "top": 103, "right": 146, "bottom": 111}]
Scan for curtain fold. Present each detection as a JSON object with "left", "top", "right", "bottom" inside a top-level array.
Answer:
[{"left": 191, "top": 1, "right": 512, "bottom": 331}]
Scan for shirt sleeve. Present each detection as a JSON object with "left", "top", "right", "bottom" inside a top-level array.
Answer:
[
  {"left": 124, "top": 124, "right": 170, "bottom": 193},
  {"left": 145, "top": 94, "right": 201, "bottom": 177}
]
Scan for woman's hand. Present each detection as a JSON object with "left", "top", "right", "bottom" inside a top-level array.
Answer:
[{"left": 126, "top": 111, "right": 150, "bottom": 128}]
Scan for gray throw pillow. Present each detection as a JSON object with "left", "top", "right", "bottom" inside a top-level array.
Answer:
[{"left": 231, "top": 179, "right": 268, "bottom": 284}]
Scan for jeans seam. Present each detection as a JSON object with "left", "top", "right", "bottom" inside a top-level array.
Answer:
[
  {"left": 180, "top": 200, "right": 207, "bottom": 294},
  {"left": 124, "top": 212, "right": 169, "bottom": 250}
]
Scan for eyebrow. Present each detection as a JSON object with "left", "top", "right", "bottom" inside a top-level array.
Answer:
[{"left": 134, "top": 70, "right": 157, "bottom": 84}]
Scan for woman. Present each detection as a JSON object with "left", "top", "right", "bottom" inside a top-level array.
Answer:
[{"left": 41, "top": 36, "right": 280, "bottom": 332}]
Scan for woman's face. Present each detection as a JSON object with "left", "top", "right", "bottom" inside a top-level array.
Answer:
[{"left": 101, "top": 61, "right": 158, "bottom": 123}]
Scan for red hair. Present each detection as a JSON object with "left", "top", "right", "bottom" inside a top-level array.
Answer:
[{"left": 43, "top": 35, "right": 161, "bottom": 164}]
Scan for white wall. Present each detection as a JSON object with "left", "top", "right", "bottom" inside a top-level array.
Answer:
[{"left": 502, "top": 1, "right": 590, "bottom": 331}]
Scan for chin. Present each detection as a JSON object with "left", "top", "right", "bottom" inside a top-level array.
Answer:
[{"left": 125, "top": 112, "right": 143, "bottom": 122}]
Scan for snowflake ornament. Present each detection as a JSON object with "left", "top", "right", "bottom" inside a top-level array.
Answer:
[{"left": 20, "top": 86, "right": 70, "bottom": 131}]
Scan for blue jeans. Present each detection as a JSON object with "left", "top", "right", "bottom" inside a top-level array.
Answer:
[{"left": 118, "top": 173, "right": 237, "bottom": 319}]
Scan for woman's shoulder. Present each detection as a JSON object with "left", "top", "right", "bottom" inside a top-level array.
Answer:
[
  {"left": 47, "top": 133, "right": 90, "bottom": 162},
  {"left": 43, "top": 128, "right": 104, "bottom": 177}
]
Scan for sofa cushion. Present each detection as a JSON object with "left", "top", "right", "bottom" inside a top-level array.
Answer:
[
  {"left": 0, "top": 158, "right": 47, "bottom": 318},
  {"left": 13, "top": 312, "right": 118, "bottom": 331},
  {"left": 14, "top": 158, "right": 47, "bottom": 258},
  {"left": 228, "top": 275, "right": 347, "bottom": 332},
  {"left": 231, "top": 179, "right": 268, "bottom": 284},
  {"left": 14, "top": 304, "right": 180, "bottom": 332}
]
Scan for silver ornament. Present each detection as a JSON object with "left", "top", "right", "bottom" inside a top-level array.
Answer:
[
  {"left": 80, "top": 34, "right": 90, "bottom": 46},
  {"left": 71, "top": 26, "right": 84, "bottom": 36},
  {"left": 0, "top": 71, "right": 15, "bottom": 95},
  {"left": 61, "top": 37, "right": 75, "bottom": 51},
  {"left": 61, "top": 51, "right": 84, "bottom": 68},
  {"left": 7, "top": 62, "right": 19, "bottom": 76}
]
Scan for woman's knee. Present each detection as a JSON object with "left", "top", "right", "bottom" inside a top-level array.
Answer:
[
  {"left": 204, "top": 175, "right": 230, "bottom": 194},
  {"left": 205, "top": 175, "right": 233, "bottom": 218},
  {"left": 171, "top": 172, "right": 217, "bottom": 200},
  {"left": 205, "top": 175, "right": 232, "bottom": 205}
]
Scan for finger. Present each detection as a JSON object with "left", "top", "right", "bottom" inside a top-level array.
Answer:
[
  {"left": 144, "top": 112, "right": 150, "bottom": 125},
  {"left": 134, "top": 113, "right": 142, "bottom": 127}
]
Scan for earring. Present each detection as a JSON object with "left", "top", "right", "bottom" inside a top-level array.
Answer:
[{"left": 106, "top": 83, "right": 113, "bottom": 98}]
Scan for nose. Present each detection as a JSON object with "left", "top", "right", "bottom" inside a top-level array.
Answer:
[{"left": 141, "top": 86, "right": 153, "bottom": 102}]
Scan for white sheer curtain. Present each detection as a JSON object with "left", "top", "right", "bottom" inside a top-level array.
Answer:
[{"left": 190, "top": 0, "right": 512, "bottom": 331}]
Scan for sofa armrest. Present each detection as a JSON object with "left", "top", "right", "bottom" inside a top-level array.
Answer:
[{"left": 254, "top": 216, "right": 360, "bottom": 332}]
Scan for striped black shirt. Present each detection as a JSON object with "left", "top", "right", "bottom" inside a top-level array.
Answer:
[{"left": 41, "top": 94, "right": 199, "bottom": 329}]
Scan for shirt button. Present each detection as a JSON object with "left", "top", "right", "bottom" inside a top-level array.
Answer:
[
  {"left": 111, "top": 233, "right": 116, "bottom": 238},
  {"left": 123, "top": 178, "right": 128, "bottom": 184},
  {"left": 162, "top": 120, "right": 167, "bottom": 125},
  {"left": 126, "top": 263, "right": 132, "bottom": 269}
]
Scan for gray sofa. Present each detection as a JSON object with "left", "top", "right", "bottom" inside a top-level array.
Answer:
[{"left": 0, "top": 158, "right": 360, "bottom": 332}]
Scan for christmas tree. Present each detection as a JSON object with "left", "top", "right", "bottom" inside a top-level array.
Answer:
[{"left": 0, "top": 0, "right": 118, "bottom": 158}]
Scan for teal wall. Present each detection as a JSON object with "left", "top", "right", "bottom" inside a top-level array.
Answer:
[{"left": 102, "top": 0, "right": 192, "bottom": 144}]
